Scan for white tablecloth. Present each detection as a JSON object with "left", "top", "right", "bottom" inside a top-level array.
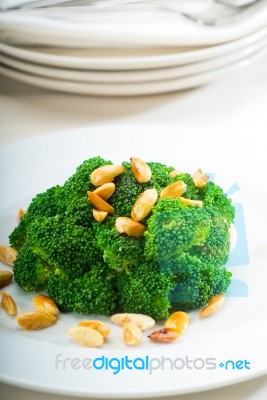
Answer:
[{"left": 0, "top": 53, "right": 267, "bottom": 400}]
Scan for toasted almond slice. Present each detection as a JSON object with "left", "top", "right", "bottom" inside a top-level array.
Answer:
[
  {"left": 87, "top": 191, "right": 114, "bottom": 215},
  {"left": 130, "top": 157, "right": 152, "bottom": 183},
  {"left": 199, "top": 293, "right": 225, "bottom": 318},
  {"left": 18, "top": 208, "right": 26, "bottom": 222},
  {"left": 193, "top": 168, "right": 209, "bottom": 188},
  {"left": 0, "top": 246, "right": 18, "bottom": 266},
  {"left": 0, "top": 271, "right": 13, "bottom": 288},
  {"left": 160, "top": 181, "right": 187, "bottom": 199},
  {"left": 131, "top": 188, "right": 158, "bottom": 222},
  {"left": 148, "top": 328, "right": 180, "bottom": 343},
  {"left": 79, "top": 320, "right": 110, "bottom": 337},
  {"left": 17, "top": 311, "right": 57, "bottom": 330},
  {"left": 93, "top": 182, "right": 116, "bottom": 200},
  {"left": 179, "top": 197, "right": 203, "bottom": 207},
  {"left": 91, "top": 165, "right": 125, "bottom": 187},
  {"left": 123, "top": 322, "right": 143, "bottom": 346},
  {"left": 164, "top": 311, "right": 189, "bottom": 335},
  {"left": 1, "top": 292, "right": 17, "bottom": 315},
  {"left": 68, "top": 326, "right": 104, "bottom": 347},
  {"left": 93, "top": 209, "right": 108, "bottom": 223},
  {"left": 33, "top": 295, "right": 59, "bottom": 316},
  {"left": 115, "top": 217, "right": 146, "bottom": 238},
  {"left": 110, "top": 313, "right": 155, "bottom": 330},
  {"left": 169, "top": 170, "right": 182, "bottom": 178}
]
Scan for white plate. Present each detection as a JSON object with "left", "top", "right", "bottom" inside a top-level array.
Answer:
[
  {"left": 1, "top": 1, "right": 267, "bottom": 47},
  {"left": 0, "top": 42, "right": 267, "bottom": 95},
  {"left": 1, "top": 32, "right": 267, "bottom": 83},
  {"left": 0, "top": 27, "right": 267, "bottom": 70},
  {"left": 0, "top": 126, "right": 267, "bottom": 398}
]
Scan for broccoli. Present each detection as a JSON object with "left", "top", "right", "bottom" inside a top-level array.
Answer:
[
  {"left": 10, "top": 156, "right": 234, "bottom": 319},
  {"left": 9, "top": 185, "right": 66, "bottom": 250},
  {"left": 144, "top": 197, "right": 233, "bottom": 311},
  {"left": 46, "top": 263, "right": 117, "bottom": 315},
  {"left": 94, "top": 219, "right": 145, "bottom": 271},
  {"left": 27, "top": 216, "right": 101, "bottom": 279},
  {"left": 63, "top": 156, "right": 112, "bottom": 200},
  {"left": 9, "top": 213, "right": 28, "bottom": 250},
  {"left": 13, "top": 243, "right": 53, "bottom": 291},
  {"left": 117, "top": 261, "right": 175, "bottom": 320}
]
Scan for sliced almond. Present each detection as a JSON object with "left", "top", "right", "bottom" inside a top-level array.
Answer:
[
  {"left": 93, "top": 209, "right": 108, "bottom": 223},
  {"left": 115, "top": 217, "right": 146, "bottom": 238},
  {"left": 87, "top": 191, "right": 114, "bottom": 214},
  {"left": 199, "top": 293, "right": 225, "bottom": 318},
  {"left": 68, "top": 326, "right": 104, "bottom": 347},
  {"left": 0, "top": 245, "right": 18, "bottom": 266},
  {"left": 110, "top": 313, "right": 155, "bottom": 330},
  {"left": 32, "top": 295, "right": 59, "bottom": 316},
  {"left": 79, "top": 320, "right": 110, "bottom": 337},
  {"left": 148, "top": 328, "right": 180, "bottom": 343},
  {"left": 179, "top": 197, "right": 203, "bottom": 207},
  {"left": 18, "top": 208, "right": 26, "bottom": 222},
  {"left": 1, "top": 292, "right": 17, "bottom": 315},
  {"left": 17, "top": 311, "right": 57, "bottom": 330},
  {"left": 193, "top": 168, "right": 209, "bottom": 188},
  {"left": 130, "top": 157, "right": 152, "bottom": 183},
  {"left": 169, "top": 170, "right": 182, "bottom": 178},
  {"left": 0, "top": 271, "right": 13, "bottom": 288},
  {"left": 160, "top": 181, "right": 187, "bottom": 199},
  {"left": 164, "top": 311, "right": 189, "bottom": 335},
  {"left": 131, "top": 188, "right": 158, "bottom": 222},
  {"left": 93, "top": 182, "right": 115, "bottom": 200},
  {"left": 90, "top": 165, "right": 125, "bottom": 187},
  {"left": 123, "top": 322, "right": 143, "bottom": 346}
]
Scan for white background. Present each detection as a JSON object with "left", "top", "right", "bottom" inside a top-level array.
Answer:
[{"left": 0, "top": 52, "right": 267, "bottom": 400}]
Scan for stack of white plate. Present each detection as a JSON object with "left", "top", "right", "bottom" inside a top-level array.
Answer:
[{"left": 1, "top": 0, "right": 267, "bottom": 96}]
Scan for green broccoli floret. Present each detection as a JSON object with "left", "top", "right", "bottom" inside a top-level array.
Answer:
[
  {"left": 117, "top": 261, "right": 175, "bottom": 320},
  {"left": 171, "top": 173, "right": 200, "bottom": 200},
  {"left": 46, "top": 263, "right": 117, "bottom": 315},
  {"left": 27, "top": 216, "right": 101, "bottom": 279},
  {"left": 9, "top": 213, "right": 28, "bottom": 250},
  {"left": 63, "top": 156, "right": 111, "bottom": 199},
  {"left": 65, "top": 196, "right": 93, "bottom": 228},
  {"left": 94, "top": 219, "right": 145, "bottom": 270},
  {"left": 13, "top": 243, "right": 53, "bottom": 291},
  {"left": 148, "top": 162, "right": 174, "bottom": 188},
  {"left": 170, "top": 263, "right": 231, "bottom": 311},
  {"left": 144, "top": 197, "right": 233, "bottom": 311},
  {"left": 201, "top": 182, "right": 235, "bottom": 224},
  {"left": 109, "top": 162, "right": 154, "bottom": 217},
  {"left": 9, "top": 185, "right": 66, "bottom": 250},
  {"left": 26, "top": 185, "right": 66, "bottom": 223}
]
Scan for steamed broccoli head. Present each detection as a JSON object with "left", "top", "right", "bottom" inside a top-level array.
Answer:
[
  {"left": 201, "top": 182, "right": 235, "bottom": 224},
  {"left": 9, "top": 213, "right": 28, "bottom": 250},
  {"left": 9, "top": 185, "right": 66, "bottom": 250},
  {"left": 170, "top": 263, "right": 231, "bottom": 311},
  {"left": 117, "top": 261, "right": 175, "bottom": 320},
  {"left": 63, "top": 156, "right": 112, "bottom": 199},
  {"left": 27, "top": 216, "right": 101, "bottom": 279},
  {"left": 144, "top": 196, "right": 233, "bottom": 311},
  {"left": 13, "top": 243, "right": 53, "bottom": 291},
  {"left": 46, "top": 263, "right": 117, "bottom": 315}
]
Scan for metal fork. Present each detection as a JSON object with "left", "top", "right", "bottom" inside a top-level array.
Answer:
[
  {"left": 179, "top": 0, "right": 266, "bottom": 26},
  {"left": 5, "top": 0, "right": 267, "bottom": 27}
]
